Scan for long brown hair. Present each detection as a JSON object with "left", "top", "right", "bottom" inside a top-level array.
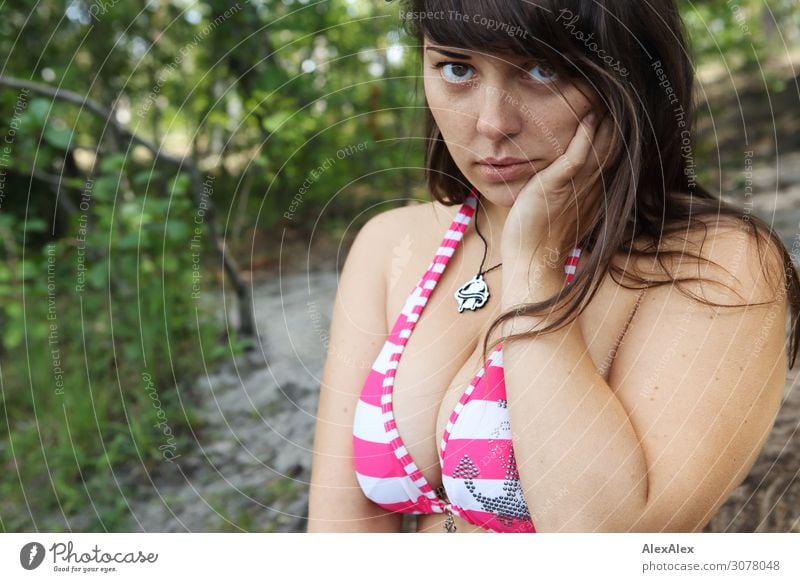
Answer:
[{"left": 400, "top": 0, "right": 800, "bottom": 369}]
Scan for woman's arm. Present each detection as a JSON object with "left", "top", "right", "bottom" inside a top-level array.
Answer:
[
  {"left": 307, "top": 211, "right": 404, "bottom": 532},
  {"left": 500, "top": 223, "right": 787, "bottom": 532}
]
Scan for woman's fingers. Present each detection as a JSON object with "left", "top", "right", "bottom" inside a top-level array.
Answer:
[
  {"left": 541, "top": 110, "right": 601, "bottom": 186},
  {"left": 575, "top": 113, "right": 612, "bottom": 179}
]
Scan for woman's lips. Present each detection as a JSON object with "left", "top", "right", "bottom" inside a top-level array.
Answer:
[{"left": 475, "top": 159, "right": 538, "bottom": 182}]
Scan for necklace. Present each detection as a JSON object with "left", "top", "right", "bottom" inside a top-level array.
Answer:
[{"left": 454, "top": 199, "right": 501, "bottom": 313}]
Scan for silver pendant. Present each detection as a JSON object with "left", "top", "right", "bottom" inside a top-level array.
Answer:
[
  {"left": 454, "top": 273, "right": 490, "bottom": 313},
  {"left": 444, "top": 511, "right": 457, "bottom": 533}
]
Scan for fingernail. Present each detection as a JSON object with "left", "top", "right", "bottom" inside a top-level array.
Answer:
[{"left": 585, "top": 112, "right": 597, "bottom": 125}]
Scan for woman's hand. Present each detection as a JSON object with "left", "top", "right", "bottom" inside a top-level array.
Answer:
[{"left": 500, "top": 110, "right": 612, "bottom": 264}]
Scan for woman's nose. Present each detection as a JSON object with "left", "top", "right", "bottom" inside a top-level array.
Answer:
[{"left": 475, "top": 85, "right": 523, "bottom": 140}]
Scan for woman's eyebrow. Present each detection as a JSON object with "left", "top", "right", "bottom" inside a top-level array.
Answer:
[
  {"left": 425, "top": 46, "right": 473, "bottom": 59},
  {"left": 425, "top": 46, "right": 529, "bottom": 66}
]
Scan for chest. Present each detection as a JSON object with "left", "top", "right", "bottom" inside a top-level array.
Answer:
[{"left": 385, "top": 250, "right": 640, "bottom": 491}]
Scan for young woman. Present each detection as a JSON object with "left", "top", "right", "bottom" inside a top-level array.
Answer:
[{"left": 307, "top": 0, "right": 800, "bottom": 533}]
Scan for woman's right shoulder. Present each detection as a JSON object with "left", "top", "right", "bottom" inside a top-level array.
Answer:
[
  {"left": 346, "top": 199, "right": 453, "bottom": 276},
  {"left": 355, "top": 199, "right": 445, "bottom": 240}
]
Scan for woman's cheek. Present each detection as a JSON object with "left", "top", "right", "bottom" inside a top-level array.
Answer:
[
  {"left": 542, "top": 118, "right": 579, "bottom": 161},
  {"left": 529, "top": 122, "right": 564, "bottom": 164},
  {"left": 434, "top": 109, "right": 470, "bottom": 158},
  {"left": 535, "top": 86, "right": 595, "bottom": 158}
]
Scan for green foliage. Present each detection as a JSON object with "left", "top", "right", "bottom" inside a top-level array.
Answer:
[
  {"left": 0, "top": 166, "right": 233, "bottom": 531},
  {"left": 679, "top": 0, "right": 799, "bottom": 69}
]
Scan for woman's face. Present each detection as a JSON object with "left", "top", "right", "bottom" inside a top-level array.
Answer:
[{"left": 422, "top": 35, "right": 602, "bottom": 207}]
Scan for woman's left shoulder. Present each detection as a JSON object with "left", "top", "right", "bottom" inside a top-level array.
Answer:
[
  {"left": 614, "top": 211, "right": 786, "bottom": 306},
  {"left": 676, "top": 213, "right": 787, "bottom": 306},
  {"left": 606, "top": 208, "right": 790, "bottom": 533}
]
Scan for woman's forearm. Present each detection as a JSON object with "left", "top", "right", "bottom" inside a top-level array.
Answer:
[{"left": 499, "top": 251, "right": 649, "bottom": 531}]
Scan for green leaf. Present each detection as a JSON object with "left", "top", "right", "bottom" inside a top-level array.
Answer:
[
  {"left": 132, "top": 170, "right": 160, "bottom": 187},
  {"left": 262, "top": 110, "right": 293, "bottom": 133},
  {"left": 43, "top": 124, "right": 74, "bottom": 150},
  {"left": 165, "top": 220, "right": 189, "bottom": 241},
  {"left": 27, "top": 98, "right": 52, "bottom": 125},
  {"left": 145, "top": 198, "right": 170, "bottom": 215},
  {"left": 117, "top": 232, "right": 143, "bottom": 250},
  {"left": 768, "top": 76, "right": 786, "bottom": 92},
  {"left": 86, "top": 261, "right": 109, "bottom": 289},
  {"left": 162, "top": 253, "right": 178, "bottom": 272},
  {"left": 15, "top": 259, "right": 40, "bottom": 281},
  {"left": 24, "top": 218, "right": 48, "bottom": 233},
  {"left": 4, "top": 325, "right": 22, "bottom": 350},
  {"left": 167, "top": 173, "right": 190, "bottom": 195},
  {"left": 5, "top": 301, "right": 22, "bottom": 319},
  {"left": 99, "top": 153, "right": 128, "bottom": 174},
  {"left": 93, "top": 176, "right": 120, "bottom": 201}
]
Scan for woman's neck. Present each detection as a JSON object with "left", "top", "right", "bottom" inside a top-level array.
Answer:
[
  {"left": 471, "top": 190, "right": 589, "bottom": 266},
  {"left": 471, "top": 194, "right": 509, "bottom": 265}
]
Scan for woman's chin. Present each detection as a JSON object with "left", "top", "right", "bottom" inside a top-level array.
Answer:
[{"left": 472, "top": 182, "right": 524, "bottom": 208}]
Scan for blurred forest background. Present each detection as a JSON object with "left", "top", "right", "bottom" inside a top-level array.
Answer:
[{"left": 0, "top": 0, "right": 798, "bottom": 532}]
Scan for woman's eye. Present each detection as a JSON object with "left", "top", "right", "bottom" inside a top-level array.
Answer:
[
  {"left": 528, "top": 62, "right": 558, "bottom": 83},
  {"left": 431, "top": 60, "right": 557, "bottom": 84},
  {"left": 435, "top": 62, "right": 475, "bottom": 83}
]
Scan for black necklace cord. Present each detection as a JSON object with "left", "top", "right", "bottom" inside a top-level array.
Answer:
[
  {"left": 482, "top": 263, "right": 503, "bottom": 276},
  {"left": 473, "top": 198, "right": 501, "bottom": 276},
  {"left": 474, "top": 199, "right": 488, "bottom": 275}
]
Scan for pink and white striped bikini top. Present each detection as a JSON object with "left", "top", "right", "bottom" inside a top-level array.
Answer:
[{"left": 352, "top": 187, "right": 581, "bottom": 533}]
